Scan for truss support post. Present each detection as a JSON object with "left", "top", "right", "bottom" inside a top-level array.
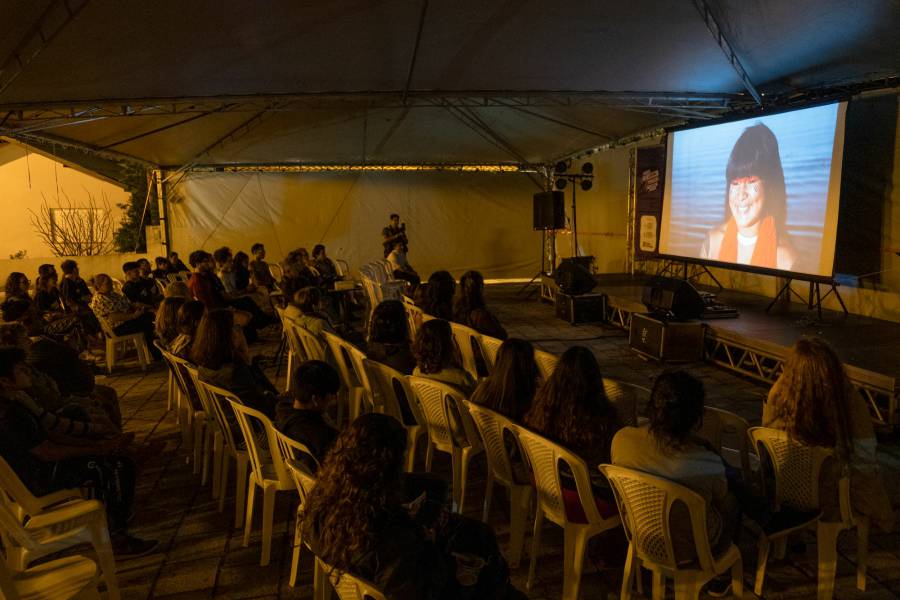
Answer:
[{"left": 154, "top": 169, "right": 170, "bottom": 257}]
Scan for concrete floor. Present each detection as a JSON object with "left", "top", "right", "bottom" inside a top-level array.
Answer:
[{"left": 95, "top": 284, "right": 900, "bottom": 599}]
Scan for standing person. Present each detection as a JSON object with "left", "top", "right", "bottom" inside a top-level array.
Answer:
[
  {"left": 249, "top": 243, "right": 275, "bottom": 290},
  {"left": 764, "top": 337, "right": 894, "bottom": 532},
  {"left": 168, "top": 252, "right": 190, "bottom": 273},
  {"left": 382, "top": 213, "right": 408, "bottom": 257},
  {"left": 122, "top": 261, "right": 162, "bottom": 309},
  {"left": 387, "top": 241, "right": 420, "bottom": 289},
  {"left": 90, "top": 274, "right": 161, "bottom": 359}
]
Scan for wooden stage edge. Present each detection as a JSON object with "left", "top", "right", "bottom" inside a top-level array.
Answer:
[{"left": 541, "top": 273, "right": 900, "bottom": 427}]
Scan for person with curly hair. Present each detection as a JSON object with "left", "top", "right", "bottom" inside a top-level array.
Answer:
[
  {"left": 764, "top": 337, "right": 893, "bottom": 532},
  {"left": 470, "top": 339, "right": 536, "bottom": 422},
  {"left": 367, "top": 300, "right": 416, "bottom": 375},
  {"left": 413, "top": 318, "right": 475, "bottom": 394},
  {"left": 3, "top": 272, "right": 42, "bottom": 335},
  {"left": 452, "top": 271, "right": 506, "bottom": 340},
  {"left": 417, "top": 270, "right": 455, "bottom": 320},
  {"left": 302, "top": 412, "right": 522, "bottom": 600}
]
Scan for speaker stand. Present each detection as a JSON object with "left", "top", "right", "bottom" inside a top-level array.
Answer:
[
  {"left": 518, "top": 228, "right": 555, "bottom": 298},
  {"left": 765, "top": 278, "right": 848, "bottom": 320}
]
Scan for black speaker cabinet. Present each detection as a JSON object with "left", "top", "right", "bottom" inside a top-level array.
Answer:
[
  {"left": 641, "top": 276, "right": 704, "bottom": 321},
  {"left": 533, "top": 191, "right": 566, "bottom": 230},
  {"left": 629, "top": 313, "right": 704, "bottom": 362},
  {"left": 555, "top": 292, "right": 606, "bottom": 325}
]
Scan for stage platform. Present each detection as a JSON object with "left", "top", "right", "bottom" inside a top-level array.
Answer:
[{"left": 542, "top": 273, "right": 900, "bottom": 426}]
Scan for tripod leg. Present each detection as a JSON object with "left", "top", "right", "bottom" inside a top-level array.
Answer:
[
  {"left": 832, "top": 283, "right": 849, "bottom": 316},
  {"left": 766, "top": 279, "right": 792, "bottom": 312}
]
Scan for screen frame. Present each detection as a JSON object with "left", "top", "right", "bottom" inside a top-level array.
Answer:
[{"left": 657, "top": 100, "right": 848, "bottom": 281}]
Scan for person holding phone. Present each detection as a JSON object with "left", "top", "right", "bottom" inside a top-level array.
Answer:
[{"left": 382, "top": 213, "right": 408, "bottom": 257}]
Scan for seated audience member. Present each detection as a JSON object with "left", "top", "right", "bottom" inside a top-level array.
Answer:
[
  {"left": 213, "top": 246, "right": 238, "bottom": 294},
  {"left": 367, "top": 300, "right": 416, "bottom": 375},
  {"left": 164, "top": 280, "right": 192, "bottom": 299},
  {"left": 413, "top": 319, "right": 475, "bottom": 394},
  {"left": 387, "top": 240, "right": 420, "bottom": 288},
  {"left": 275, "top": 360, "right": 340, "bottom": 470},
  {"left": 168, "top": 251, "right": 191, "bottom": 273},
  {"left": 524, "top": 346, "right": 620, "bottom": 502},
  {"left": 34, "top": 273, "right": 64, "bottom": 315},
  {"left": 38, "top": 263, "right": 57, "bottom": 280},
  {"left": 188, "top": 250, "right": 273, "bottom": 343},
  {"left": 302, "top": 412, "right": 521, "bottom": 600},
  {"left": 33, "top": 274, "right": 92, "bottom": 349},
  {"left": 612, "top": 370, "right": 738, "bottom": 567},
  {"left": 90, "top": 273, "right": 161, "bottom": 359},
  {"left": 155, "top": 296, "right": 186, "bottom": 347},
  {"left": 471, "top": 338, "right": 537, "bottom": 421},
  {"left": 311, "top": 244, "right": 338, "bottom": 285},
  {"left": 284, "top": 287, "right": 336, "bottom": 337},
  {"left": 169, "top": 300, "right": 205, "bottom": 359},
  {"left": 233, "top": 250, "right": 273, "bottom": 314},
  {"left": 152, "top": 256, "right": 173, "bottom": 280},
  {"left": 453, "top": 271, "right": 507, "bottom": 340},
  {"left": 249, "top": 242, "right": 275, "bottom": 290},
  {"left": 190, "top": 309, "right": 278, "bottom": 417},
  {"left": 233, "top": 251, "right": 252, "bottom": 292},
  {"left": 0, "top": 323, "right": 120, "bottom": 431},
  {"left": 136, "top": 258, "right": 153, "bottom": 279},
  {"left": 0, "top": 347, "right": 155, "bottom": 555},
  {"left": 418, "top": 270, "right": 455, "bottom": 320},
  {"left": 764, "top": 337, "right": 894, "bottom": 532},
  {"left": 281, "top": 247, "right": 320, "bottom": 300},
  {"left": 122, "top": 261, "right": 162, "bottom": 308},
  {"left": 59, "top": 259, "right": 93, "bottom": 311},
  {"left": 4, "top": 273, "right": 42, "bottom": 335}
]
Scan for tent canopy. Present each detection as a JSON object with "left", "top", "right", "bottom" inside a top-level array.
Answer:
[{"left": 0, "top": 0, "right": 897, "bottom": 171}]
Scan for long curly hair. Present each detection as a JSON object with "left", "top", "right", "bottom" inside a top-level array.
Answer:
[
  {"left": 4, "top": 272, "right": 28, "bottom": 299},
  {"left": 523, "top": 346, "right": 618, "bottom": 463},
  {"left": 413, "top": 318, "right": 457, "bottom": 374},
  {"left": 452, "top": 270, "right": 485, "bottom": 324},
  {"left": 767, "top": 337, "right": 853, "bottom": 456},
  {"left": 300, "top": 413, "right": 407, "bottom": 572},
  {"left": 471, "top": 338, "right": 536, "bottom": 421},
  {"left": 646, "top": 370, "right": 705, "bottom": 452}
]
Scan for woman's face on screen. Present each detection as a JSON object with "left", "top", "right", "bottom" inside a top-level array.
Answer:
[{"left": 728, "top": 175, "right": 765, "bottom": 229}]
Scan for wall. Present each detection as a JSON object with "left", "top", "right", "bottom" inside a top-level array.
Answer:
[
  {"left": 0, "top": 143, "right": 130, "bottom": 260},
  {"left": 167, "top": 170, "right": 543, "bottom": 280}
]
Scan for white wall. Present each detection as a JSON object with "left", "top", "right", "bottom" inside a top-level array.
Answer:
[
  {"left": 0, "top": 143, "right": 129, "bottom": 260},
  {"left": 168, "top": 170, "right": 543, "bottom": 280}
]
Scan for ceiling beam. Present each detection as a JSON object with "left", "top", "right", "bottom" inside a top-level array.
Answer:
[
  {"left": 402, "top": 0, "right": 429, "bottom": 103},
  {"left": 0, "top": 129, "right": 157, "bottom": 167},
  {"left": 691, "top": 0, "right": 763, "bottom": 106}
]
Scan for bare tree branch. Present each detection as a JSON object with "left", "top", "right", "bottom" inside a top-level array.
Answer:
[{"left": 28, "top": 190, "right": 115, "bottom": 256}]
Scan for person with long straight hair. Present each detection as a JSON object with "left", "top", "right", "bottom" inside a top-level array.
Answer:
[
  {"left": 452, "top": 271, "right": 507, "bottom": 340},
  {"left": 154, "top": 296, "right": 185, "bottom": 346},
  {"left": 418, "top": 271, "right": 455, "bottom": 320},
  {"left": 764, "top": 337, "right": 893, "bottom": 532},
  {"left": 302, "top": 413, "right": 522, "bottom": 600},
  {"left": 367, "top": 299, "right": 416, "bottom": 375},
  {"left": 470, "top": 339, "right": 536, "bottom": 422},
  {"left": 412, "top": 318, "right": 475, "bottom": 394}
]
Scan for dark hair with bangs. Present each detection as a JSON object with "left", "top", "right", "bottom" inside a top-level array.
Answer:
[{"left": 723, "top": 123, "right": 787, "bottom": 233}]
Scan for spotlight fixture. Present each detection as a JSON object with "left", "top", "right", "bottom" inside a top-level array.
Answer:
[
  {"left": 580, "top": 179, "right": 592, "bottom": 191},
  {"left": 582, "top": 162, "right": 593, "bottom": 174},
  {"left": 555, "top": 178, "right": 568, "bottom": 190},
  {"left": 554, "top": 160, "right": 569, "bottom": 174}
]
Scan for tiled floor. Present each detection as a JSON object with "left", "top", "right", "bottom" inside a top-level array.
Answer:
[{"left": 94, "top": 284, "right": 899, "bottom": 599}]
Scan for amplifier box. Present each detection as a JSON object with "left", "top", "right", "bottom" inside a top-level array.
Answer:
[
  {"left": 629, "top": 313, "right": 705, "bottom": 362},
  {"left": 555, "top": 292, "right": 606, "bottom": 325}
]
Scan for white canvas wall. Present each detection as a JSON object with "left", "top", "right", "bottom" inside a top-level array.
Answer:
[{"left": 168, "top": 170, "right": 543, "bottom": 279}]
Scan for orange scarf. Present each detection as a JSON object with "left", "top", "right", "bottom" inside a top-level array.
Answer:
[{"left": 719, "top": 215, "right": 777, "bottom": 268}]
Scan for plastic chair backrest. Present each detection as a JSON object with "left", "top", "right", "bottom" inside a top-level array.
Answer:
[
  {"left": 405, "top": 303, "right": 425, "bottom": 341},
  {"left": 0, "top": 502, "right": 39, "bottom": 553},
  {"left": 534, "top": 350, "right": 559, "bottom": 380},
  {"left": 269, "top": 263, "right": 284, "bottom": 284},
  {"left": 602, "top": 378, "right": 650, "bottom": 428},
  {"left": 700, "top": 407, "right": 752, "bottom": 475},
  {"left": 292, "top": 323, "right": 327, "bottom": 362},
  {"left": 199, "top": 382, "right": 247, "bottom": 459},
  {"left": 164, "top": 351, "right": 202, "bottom": 409},
  {"left": 362, "top": 360, "right": 423, "bottom": 426},
  {"left": 479, "top": 335, "right": 504, "bottom": 373},
  {"left": 408, "top": 376, "right": 481, "bottom": 452},
  {"left": 184, "top": 365, "right": 218, "bottom": 421},
  {"left": 334, "top": 259, "right": 350, "bottom": 279},
  {"left": 228, "top": 400, "right": 293, "bottom": 488},
  {"left": 449, "top": 322, "right": 481, "bottom": 381},
  {"left": 322, "top": 331, "right": 363, "bottom": 391},
  {"left": 600, "top": 464, "right": 717, "bottom": 573},
  {"left": 316, "top": 557, "right": 389, "bottom": 600},
  {"left": 280, "top": 316, "right": 308, "bottom": 365},
  {"left": 514, "top": 424, "right": 610, "bottom": 528},
  {"left": 464, "top": 401, "right": 519, "bottom": 486},
  {"left": 283, "top": 458, "right": 317, "bottom": 506},
  {"left": 748, "top": 427, "right": 833, "bottom": 513},
  {"left": 275, "top": 430, "right": 320, "bottom": 495},
  {"left": 0, "top": 456, "right": 50, "bottom": 519}
]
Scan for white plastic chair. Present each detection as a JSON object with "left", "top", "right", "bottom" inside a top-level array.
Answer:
[
  {"left": 701, "top": 407, "right": 756, "bottom": 480},
  {"left": 322, "top": 331, "right": 368, "bottom": 423},
  {"left": 293, "top": 322, "right": 328, "bottom": 362},
  {"left": 600, "top": 464, "right": 743, "bottom": 600},
  {"left": 184, "top": 366, "right": 222, "bottom": 491},
  {"left": 0, "top": 542, "right": 100, "bottom": 600},
  {"left": 279, "top": 312, "right": 309, "bottom": 393},
  {"left": 316, "top": 557, "right": 389, "bottom": 600},
  {"left": 515, "top": 426, "right": 621, "bottom": 600},
  {"left": 229, "top": 400, "right": 296, "bottom": 566},
  {"left": 0, "top": 458, "right": 118, "bottom": 600},
  {"left": 198, "top": 382, "right": 251, "bottom": 529},
  {"left": 749, "top": 427, "right": 868, "bottom": 599},
  {"left": 602, "top": 378, "right": 651, "bottom": 428},
  {"left": 163, "top": 354, "right": 206, "bottom": 473},
  {"left": 449, "top": 322, "right": 482, "bottom": 382},
  {"left": 363, "top": 360, "right": 426, "bottom": 472},
  {"left": 98, "top": 318, "right": 150, "bottom": 374},
  {"left": 408, "top": 376, "right": 483, "bottom": 513},
  {"left": 404, "top": 303, "right": 426, "bottom": 343},
  {"left": 534, "top": 349, "right": 559, "bottom": 381},
  {"left": 479, "top": 335, "right": 504, "bottom": 373},
  {"left": 269, "top": 263, "right": 284, "bottom": 284},
  {"left": 276, "top": 431, "right": 320, "bottom": 588},
  {"left": 464, "top": 401, "right": 533, "bottom": 569}
]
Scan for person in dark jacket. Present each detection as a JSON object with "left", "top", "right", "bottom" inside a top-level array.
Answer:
[{"left": 274, "top": 360, "right": 340, "bottom": 471}]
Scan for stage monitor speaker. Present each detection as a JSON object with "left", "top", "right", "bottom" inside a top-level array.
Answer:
[
  {"left": 641, "top": 276, "right": 704, "bottom": 321},
  {"left": 533, "top": 191, "right": 566, "bottom": 230},
  {"left": 629, "top": 313, "right": 704, "bottom": 362},
  {"left": 554, "top": 257, "right": 596, "bottom": 295}
]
